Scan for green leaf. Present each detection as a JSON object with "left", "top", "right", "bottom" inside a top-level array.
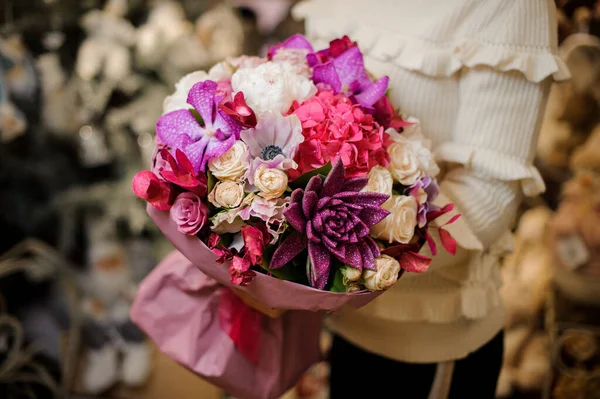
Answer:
[
  {"left": 207, "top": 170, "right": 216, "bottom": 193},
  {"left": 261, "top": 246, "right": 307, "bottom": 282},
  {"left": 189, "top": 109, "right": 204, "bottom": 126},
  {"left": 290, "top": 162, "right": 332, "bottom": 189},
  {"left": 329, "top": 267, "right": 347, "bottom": 293}
]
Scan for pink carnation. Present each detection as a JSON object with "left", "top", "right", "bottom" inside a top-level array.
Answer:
[{"left": 291, "top": 90, "right": 392, "bottom": 179}]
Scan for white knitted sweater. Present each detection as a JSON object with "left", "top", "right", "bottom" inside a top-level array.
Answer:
[{"left": 294, "top": 0, "right": 569, "bottom": 362}]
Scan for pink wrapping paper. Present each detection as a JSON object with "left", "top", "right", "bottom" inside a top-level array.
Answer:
[
  {"left": 131, "top": 251, "right": 323, "bottom": 399},
  {"left": 146, "top": 204, "right": 384, "bottom": 311}
]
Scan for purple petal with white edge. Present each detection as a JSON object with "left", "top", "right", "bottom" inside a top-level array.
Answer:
[
  {"left": 320, "top": 159, "right": 346, "bottom": 198},
  {"left": 354, "top": 76, "right": 390, "bottom": 108},
  {"left": 186, "top": 80, "right": 218, "bottom": 124},
  {"left": 156, "top": 109, "right": 204, "bottom": 145},
  {"left": 302, "top": 191, "right": 319, "bottom": 218},
  {"left": 312, "top": 62, "right": 342, "bottom": 93},
  {"left": 360, "top": 241, "right": 375, "bottom": 270},
  {"left": 342, "top": 244, "right": 363, "bottom": 269},
  {"left": 284, "top": 202, "right": 306, "bottom": 233},
  {"left": 342, "top": 177, "right": 369, "bottom": 192},
  {"left": 425, "top": 179, "right": 440, "bottom": 203},
  {"left": 305, "top": 175, "right": 323, "bottom": 195},
  {"left": 183, "top": 136, "right": 210, "bottom": 172},
  {"left": 332, "top": 47, "right": 371, "bottom": 88},
  {"left": 308, "top": 241, "right": 331, "bottom": 290},
  {"left": 270, "top": 233, "right": 308, "bottom": 269},
  {"left": 359, "top": 205, "right": 391, "bottom": 227}
]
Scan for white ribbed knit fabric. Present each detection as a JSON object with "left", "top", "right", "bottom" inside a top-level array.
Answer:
[{"left": 294, "top": 0, "right": 569, "bottom": 363}]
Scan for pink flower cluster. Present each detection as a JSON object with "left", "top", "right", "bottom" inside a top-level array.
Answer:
[{"left": 291, "top": 89, "right": 392, "bottom": 179}]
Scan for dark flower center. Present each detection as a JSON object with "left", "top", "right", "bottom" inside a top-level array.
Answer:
[{"left": 261, "top": 145, "right": 284, "bottom": 160}]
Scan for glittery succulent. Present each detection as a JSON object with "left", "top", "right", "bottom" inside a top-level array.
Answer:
[{"left": 270, "top": 160, "right": 390, "bottom": 289}]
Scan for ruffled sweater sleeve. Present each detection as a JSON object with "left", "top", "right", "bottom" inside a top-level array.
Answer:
[{"left": 438, "top": 69, "right": 552, "bottom": 248}]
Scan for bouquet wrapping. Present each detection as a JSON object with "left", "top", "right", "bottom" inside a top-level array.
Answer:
[{"left": 131, "top": 34, "right": 459, "bottom": 399}]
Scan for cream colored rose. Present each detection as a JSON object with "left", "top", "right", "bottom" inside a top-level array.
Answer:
[
  {"left": 386, "top": 120, "right": 440, "bottom": 185},
  {"left": 363, "top": 255, "right": 401, "bottom": 291},
  {"left": 254, "top": 165, "right": 288, "bottom": 200},
  {"left": 363, "top": 166, "right": 393, "bottom": 197},
  {"left": 347, "top": 282, "right": 362, "bottom": 293},
  {"left": 208, "top": 141, "right": 248, "bottom": 181},
  {"left": 209, "top": 181, "right": 245, "bottom": 208},
  {"left": 388, "top": 141, "right": 421, "bottom": 185},
  {"left": 341, "top": 266, "right": 362, "bottom": 284},
  {"left": 371, "top": 195, "right": 418, "bottom": 244}
]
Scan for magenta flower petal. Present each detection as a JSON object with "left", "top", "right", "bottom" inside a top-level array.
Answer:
[
  {"left": 156, "top": 109, "right": 204, "bottom": 143},
  {"left": 354, "top": 76, "right": 390, "bottom": 108},
  {"left": 270, "top": 233, "right": 308, "bottom": 270},
  {"left": 187, "top": 80, "right": 218, "bottom": 124},
  {"left": 332, "top": 47, "right": 371, "bottom": 89},
  {"left": 312, "top": 62, "right": 342, "bottom": 93},
  {"left": 268, "top": 34, "right": 314, "bottom": 58},
  {"left": 334, "top": 191, "right": 389, "bottom": 208},
  {"left": 344, "top": 244, "right": 363, "bottom": 269},
  {"left": 308, "top": 241, "right": 331, "bottom": 290},
  {"left": 359, "top": 205, "right": 391, "bottom": 226},
  {"left": 305, "top": 176, "right": 322, "bottom": 194},
  {"left": 360, "top": 241, "right": 375, "bottom": 270}
]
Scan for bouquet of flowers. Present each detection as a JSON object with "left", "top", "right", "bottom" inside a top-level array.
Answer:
[{"left": 130, "top": 34, "right": 458, "bottom": 399}]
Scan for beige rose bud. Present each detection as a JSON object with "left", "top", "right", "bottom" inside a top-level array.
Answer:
[
  {"left": 208, "top": 141, "right": 248, "bottom": 181},
  {"left": 371, "top": 195, "right": 418, "bottom": 244},
  {"left": 209, "top": 180, "right": 245, "bottom": 208},
  {"left": 341, "top": 266, "right": 362, "bottom": 285},
  {"left": 254, "top": 165, "right": 288, "bottom": 200},
  {"left": 347, "top": 282, "right": 362, "bottom": 293},
  {"left": 388, "top": 141, "right": 422, "bottom": 186},
  {"left": 363, "top": 255, "right": 401, "bottom": 291}
]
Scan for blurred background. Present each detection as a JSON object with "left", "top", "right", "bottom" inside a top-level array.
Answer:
[{"left": 0, "top": 0, "right": 598, "bottom": 398}]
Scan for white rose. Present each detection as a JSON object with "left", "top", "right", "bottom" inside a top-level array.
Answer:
[
  {"left": 363, "top": 255, "right": 401, "bottom": 291},
  {"left": 231, "top": 62, "right": 317, "bottom": 115},
  {"left": 386, "top": 120, "right": 440, "bottom": 185},
  {"left": 209, "top": 181, "right": 245, "bottom": 208},
  {"left": 208, "top": 141, "right": 248, "bottom": 181},
  {"left": 341, "top": 266, "right": 362, "bottom": 284},
  {"left": 371, "top": 195, "right": 418, "bottom": 244},
  {"left": 363, "top": 166, "right": 393, "bottom": 197},
  {"left": 254, "top": 165, "right": 288, "bottom": 200}
]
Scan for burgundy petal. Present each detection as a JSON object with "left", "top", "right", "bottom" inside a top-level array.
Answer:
[
  {"left": 342, "top": 177, "right": 369, "bottom": 192},
  {"left": 305, "top": 175, "right": 322, "bottom": 194},
  {"left": 342, "top": 244, "right": 363, "bottom": 269},
  {"left": 360, "top": 241, "right": 375, "bottom": 270},
  {"left": 302, "top": 190, "right": 319, "bottom": 218},
  {"left": 306, "top": 222, "right": 321, "bottom": 243},
  {"left": 359, "top": 205, "right": 391, "bottom": 227},
  {"left": 290, "top": 188, "right": 304, "bottom": 204},
  {"left": 320, "top": 159, "right": 346, "bottom": 198},
  {"left": 270, "top": 233, "right": 308, "bottom": 269},
  {"left": 334, "top": 191, "right": 389, "bottom": 207},
  {"left": 308, "top": 242, "right": 331, "bottom": 290},
  {"left": 284, "top": 202, "right": 307, "bottom": 233},
  {"left": 364, "top": 236, "right": 381, "bottom": 260}
]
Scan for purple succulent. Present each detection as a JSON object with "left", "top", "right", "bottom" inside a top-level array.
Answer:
[
  {"left": 310, "top": 46, "right": 389, "bottom": 108},
  {"left": 156, "top": 80, "right": 242, "bottom": 173},
  {"left": 270, "top": 160, "right": 390, "bottom": 289}
]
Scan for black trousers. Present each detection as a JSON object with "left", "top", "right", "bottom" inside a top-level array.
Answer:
[{"left": 329, "top": 331, "right": 504, "bottom": 399}]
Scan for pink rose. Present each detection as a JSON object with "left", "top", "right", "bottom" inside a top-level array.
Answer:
[{"left": 171, "top": 192, "right": 209, "bottom": 235}]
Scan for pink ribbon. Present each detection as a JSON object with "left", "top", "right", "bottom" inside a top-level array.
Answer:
[{"left": 218, "top": 287, "right": 263, "bottom": 365}]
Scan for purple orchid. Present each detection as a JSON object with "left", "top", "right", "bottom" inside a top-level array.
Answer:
[
  {"left": 270, "top": 160, "right": 390, "bottom": 290},
  {"left": 156, "top": 80, "right": 242, "bottom": 172},
  {"left": 267, "top": 34, "right": 314, "bottom": 59},
  {"left": 407, "top": 176, "right": 440, "bottom": 228}
]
